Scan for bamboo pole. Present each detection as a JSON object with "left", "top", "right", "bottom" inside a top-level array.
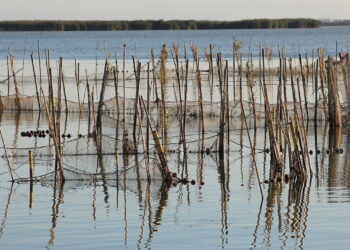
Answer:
[
  {"left": 193, "top": 47, "right": 205, "bottom": 150},
  {"left": 39, "top": 85, "right": 64, "bottom": 181},
  {"left": 240, "top": 98, "right": 263, "bottom": 198},
  {"left": 6, "top": 56, "right": 10, "bottom": 96},
  {"left": 299, "top": 54, "right": 309, "bottom": 121},
  {"left": 150, "top": 48, "right": 160, "bottom": 103},
  {"left": 37, "top": 41, "right": 43, "bottom": 90},
  {"left": 146, "top": 62, "right": 150, "bottom": 155},
  {"left": 159, "top": 45, "right": 168, "bottom": 150},
  {"left": 29, "top": 150, "right": 33, "bottom": 182},
  {"left": 21, "top": 37, "right": 27, "bottom": 92},
  {"left": 48, "top": 68, "right": 56, "bottom": 132},
  {"left": 96, "top": 61, "right": 109, "bottom": 136},
  {"left": 326, "top": 57, "right": 343, "bottom": 127},
  {"left": 225, "top": 60, "right": 230, "bottom": 149},
  {"left": 61, "top": 73, "right": 68, "bottom": 114},
  {"left": 83, "top": 72, "right": 90, "bottom": 132},
  {"left": 113, "top": 65, "right": 120, "bottom": 153},
  {"left": 30, "top": 53, "right": 41, "bottom": 110},
  {"left": 55, "top": 58, "right": 63, "bottom": 181},
  {"left": 217, "top": 53, "right": 226, "bottom": 155},
  {"left": 209, "top": 44, "right": 214, "bottom": 103},
  {"left": 122, "top": 44, "right": 127, "bottom": 139},
  {"left": 314, "top": 60, "right": 319, "bottom": 122},
  {"left": 75, "top": 60, "right": 82, "bottom": 113},
  {"left": 137, "top": 98, "right": 151, "bottom": 182},
  {"left": 9, "top": 55, "right": 21, "bottom": 110},
  {"left": 140, "top": 96, "right": 171, "bottom": 180},
  {"left": 133, "top": 60, "right": 141, "bottom": 149},
  {"left": 182, "top": 59, "right": 189, "bottom": 155}
]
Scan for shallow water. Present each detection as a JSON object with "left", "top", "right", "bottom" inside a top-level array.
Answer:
[
  {"left": 0, "top": 112, "right": 350, "bottom": 249},
  {"left": 0, "top": 27, "right": 350, "bottom": 249}
]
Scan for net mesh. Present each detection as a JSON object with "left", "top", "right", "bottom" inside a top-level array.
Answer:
[
  {"left": 6, "top": 134, "right": 119, "bottom": 157},
  {"left": 0, "top": 93, "right": 334, "bottom": 120},
  {"left": 12, "top": 153, "right": 163, "bottom": 182}
]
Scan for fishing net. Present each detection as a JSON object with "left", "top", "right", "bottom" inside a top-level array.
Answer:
[
  {"left": 5, "top": 134, "right": 119, "bottom": 157},
  {"left": 4, "top": 130, "right": 164, "bottom": 182},
  {"left": 12, "top": 152, "right": 163, "bottom": 182},
  {"left": 38, "top": 174, "right": 168, "bottom": 201},
  {"left": 0, "top": 90, "right": 335, "bottom": 120}
]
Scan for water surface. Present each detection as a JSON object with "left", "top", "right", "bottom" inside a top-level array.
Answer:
[{"left": 0, "top": 26, "right": 350, "bottom": 60}]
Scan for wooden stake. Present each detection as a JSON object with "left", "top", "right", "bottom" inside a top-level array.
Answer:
[
  {"left": 29, "top": 150, "right": 33, "bottom": 182},
  {"left": 30, "top": 53, "right": 41, "bottom": 110}
]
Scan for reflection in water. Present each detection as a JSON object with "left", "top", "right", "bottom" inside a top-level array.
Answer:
[
  {"left": 29, "top": 182, "right": 33, "bottom": 209},
  {"left": 250, "top": 199, "right": 263, "bottom": 249},
  {"left": 249, "top": 180, "right": 312, "bottom": 249},
  {"left": 0, "top": 183, "right": 14, "bottom": 238},
  {"left": 324, "top": 126, "right": 350, "bottom": 200},
  {"left": 46, "top": 181, "right": 64, "bottom": 248},
  {"left": 123, "top": 173, "right": 128, "bottom": 247},
  {"left": 92, "top": 180, "right": 97, "bottom": 223},
  {"left": 288, "top": 180, "right": 311, "bottom": 249},
  {"left": 39, "top": 179, "right": 172, "bottom": 249},
  {"left": 262, "top": 125, "right": 268, "bottom": 181},
  {"left": 218, "top": 152, "right": 229, "bottom": 248},
  {"left": 120, "top": 180, "right": 171, "bottom": 249},
  {"left": 343, "top": 129, "right": 350, "bottom": 189},
  {"left": 2, "top": 113, "right": 350, "bottom": 249},
  {"left": 263, "top": 182, "right": 283, "bottom": 247},
  {"left": 153, "top": 182, "right": 171, "bottom": 228},
  {"left": 318, "top": 124, "right": 329, "bottom": 188},
  {"left": 314, "top": 122, "right": 320, "bottom": 187},
  {"left": 97, "top": 145, "right": 109, "bottom": 204},
  {"left": 13, "top": 111, "right": 21, "bottom": 159},
  {"left": 137, "top": 183, "right": 150, "bottom": 250},
  {"left": 328, "top": 127, "right": 342, "bottom": 188}
]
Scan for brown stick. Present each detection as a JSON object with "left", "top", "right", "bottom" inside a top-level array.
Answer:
[
  {"left": 146, "top": 62, "right": 150, "bottom": 155},
  {"left": 137, "top": 99, "right": 151, "bottom": 182},
  {"left": 30, "top": 53, "right": 41, "bottom": 110},
  {"left": 240, "top": 99, "right": 263, "bottom": 198},
  {"left": 133, "top": 60, "right": 141, "bottom": 149},
  {"left": 140, "top": 96, "right": 171, "bottom": 180},
  {"left": 75, "top": 60, "right": 82, "bottom": 113},
  {"left": 6, "top": 55, "right": 10, "bottom": 96},
  {"left": 9, "top": 55, "right": 21, "bottom": 110}
]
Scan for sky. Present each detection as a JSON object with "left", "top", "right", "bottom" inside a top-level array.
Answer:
[{"left": 0, "top": 0, "right": 348, "bottom": 20}]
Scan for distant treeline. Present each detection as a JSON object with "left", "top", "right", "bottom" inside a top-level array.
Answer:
[
  {"left": 322, "top": 20, "right": 350, "bottom": 26},
  {"left": 0, "top": 19, "right": 321, "bottom": 31}
]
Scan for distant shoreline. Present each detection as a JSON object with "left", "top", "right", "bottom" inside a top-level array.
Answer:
[
  {"left": 321, "top": 20, "right": 350, "bottom": 26},
  {"left": 0, "top": 19, "right": 320, "bottom": 31}
]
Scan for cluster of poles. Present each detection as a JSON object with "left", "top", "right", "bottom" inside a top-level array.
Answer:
[{"left": 1, "top": 41, "right": 350, "bottom": 194}]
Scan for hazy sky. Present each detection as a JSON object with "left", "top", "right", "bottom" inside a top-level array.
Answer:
[{"left": 0, "top": 0, "right": 348, "bottom": 20}]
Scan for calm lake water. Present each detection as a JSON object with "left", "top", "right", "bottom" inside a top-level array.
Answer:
[
  {"left": 0, "top": 26, "right": 350, "bottom": 60},
  {"left": 0, "top": 27, "right": 350, "bottom": 249},
  {"left": 0, "top": 112, "right": 350, "bottom": 249}
]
